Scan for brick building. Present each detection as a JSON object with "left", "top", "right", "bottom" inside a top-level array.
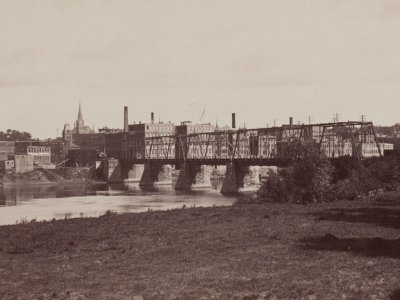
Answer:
[
  {"left": 105, "top": 132, "right": 126, "bottom": 159},
  {"left": 124, "top": 112, "right": 175, "bottom": 160},
  {"left": 175, "top": 122, "right": 215, "bottom": 160},
  {"left": 27, "top": 146, "right": 53, "bottom": 168},
  {"left": 73, "top": 133, "right": 105, "bottom": 151},
  {"left": 15, "top": 140, "right": 67, "bottom": 163}
]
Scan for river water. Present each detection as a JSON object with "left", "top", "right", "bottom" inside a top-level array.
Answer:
[{"left": 0, "top": 182, "right": 240, "bottom": 226}]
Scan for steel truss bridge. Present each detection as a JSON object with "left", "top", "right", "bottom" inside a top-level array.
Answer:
[{"left": 122, "top": 121, "right": 381, "bottom": 166}]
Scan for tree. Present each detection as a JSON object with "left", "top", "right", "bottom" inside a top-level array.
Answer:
[
  {"left": 0, "top": 129, "right": 32, "bottom": 141},
  {"left": 288, "top": 142, "right": 333, "bottom": 203},
  {"left": 258, "top": 141, "right": 333, "bottom": 204}
]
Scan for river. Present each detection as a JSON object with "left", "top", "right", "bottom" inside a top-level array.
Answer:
[{"left": 0, "top": 182, "right": 241, "bottom": 226}]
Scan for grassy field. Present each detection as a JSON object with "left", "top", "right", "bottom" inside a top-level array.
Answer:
[{"left": 0, "top": 194, "right": 399, "bottom": 299}]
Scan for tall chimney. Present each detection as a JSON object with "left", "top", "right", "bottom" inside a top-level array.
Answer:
[
  {"left": 289, "top": 117, "right": 293, "bottom": 126},
  {"left": 232, "top": 113, "right": 236, "bottom": 129},
  {"left": 124, "top": 106, "right": 129, "bottom": 132},
  {"left": 151, "top": 112, "right": 154, "bottom": 124}
]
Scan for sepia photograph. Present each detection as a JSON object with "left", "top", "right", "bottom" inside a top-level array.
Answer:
[{"left": 0, "top": 1, "right": 399, "bottom": 299}]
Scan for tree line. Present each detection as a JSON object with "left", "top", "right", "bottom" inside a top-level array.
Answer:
[{"left": 0, "top": 129, "right": 32, "bottom": 141}]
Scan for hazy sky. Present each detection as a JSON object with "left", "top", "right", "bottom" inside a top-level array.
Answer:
[{"left": 1, "top": 0, "right": 400, "bottom": 138}]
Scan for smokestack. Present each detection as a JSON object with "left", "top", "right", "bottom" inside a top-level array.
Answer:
[
  {"left": 151, "top": 112, "right": 154, "bottom": 124},
  {"left": 232, "top": 113, "right": 236, "bottom": 129},
  {"left": 289, "top": 117, "right": 293, "bottom": 126},
  {"left": 124, "top": 106, "right": 129, "bottom": 132}
]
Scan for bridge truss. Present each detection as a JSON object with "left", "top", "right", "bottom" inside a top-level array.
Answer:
[{"left": 122, "top": 121, "right": 381, "bottom": 165}]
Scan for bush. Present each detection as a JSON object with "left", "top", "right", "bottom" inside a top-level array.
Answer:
[
  {"left": 330, "top": 156, "right": 362, "bottom": 183},
  {"left": 258, "top": 142, "right": 333, "bottom": 204},
  {"left": 258, "top": 169, "right": 292, "bottom": 202},
  {"left": 258, "top": 144, "right": 400, "bottom": 203},
  {"left": 328, "top": 168, "right": 378, "bottom": 201},
  {"left": 363, "top": 157, "right": 400, "bottom": 189}
]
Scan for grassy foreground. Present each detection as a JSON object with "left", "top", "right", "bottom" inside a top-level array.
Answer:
[{"left": 0, "top": 195, "right": 399, "bottom": 300}]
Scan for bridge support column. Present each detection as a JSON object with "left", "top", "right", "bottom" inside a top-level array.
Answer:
[
  {"left": 175, "top": 163, "right": 211, "bottom": 191},
  {"left": 221, "top": 162, "right": 249, "bottom": 195},
  {"left": 175, "top": 162, "right": 193, "bottom": 191},
  {"left": 139, "top": 163, "right": 173, "bottom": 187},
  {"left": 193, "top": 165, "right": 212, "bottom": 189},
  {"left": 124, "top": 164, "right": 145, "bottom": 184},
  {"left": 103, "top": 159, "right": 122, "bottom": 182}
]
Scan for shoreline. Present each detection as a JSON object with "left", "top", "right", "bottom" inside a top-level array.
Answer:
[{"left": 0, "top": 179, "right": 108, "bottom": 187}]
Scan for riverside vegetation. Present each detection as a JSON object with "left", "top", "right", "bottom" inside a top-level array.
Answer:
[
  {"left": 258, "top": 142, "right": 400, "bottom": 204},
  {"left": 0, "top": 167, "right": 97, "bottom": 186},
  {"left": 0, "top": 143, "right": 399, "bottom": 299}
]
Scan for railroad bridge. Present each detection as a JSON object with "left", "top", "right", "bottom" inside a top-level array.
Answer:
[{"left": 114, "top": 121, "right": 380, "bottom": 194}]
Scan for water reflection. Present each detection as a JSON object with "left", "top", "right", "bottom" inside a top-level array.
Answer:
[
  {"left": 0, "top": 181, "right": 237, "bottom": 226},
  {"left": 0, "top": 183, "right": 97, "bottom": 205}
]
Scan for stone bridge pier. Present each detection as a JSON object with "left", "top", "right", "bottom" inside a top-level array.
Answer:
[
  {"left": 221, "top": 163, "right": 260, "bottom": 194},
  {"left": 102, "top": 158, "right": 122, "bottom": 182},
  {"left": 175, "top": 163, "right": 212, "bottom": 191},
  {"left": 121, "top": 163, "right": 145, "bottom": 184},
  {"left": 139, "top": 162, "right": 173, "bottom": 187}
]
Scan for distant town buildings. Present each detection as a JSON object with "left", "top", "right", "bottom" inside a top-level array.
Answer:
[
  {"left": 128, "top": 113, "right": 175, "bottom": 137},
  {"left": 98, "top": 127, "right": 123, "bottom": 134},
  {"left": 175, "top": 121, "right": 215, "bottom": 135},
  {"left": 0, "top": 138, "right": 67, "bottom": 174},
  {"left": 3, "top": 104, "right": 400, "bottom": 176},
  {"left": 124, "top": 112, "right": 176, "bottom": 160},
  {"left": 27, "top": 146, "right": 54, "bottom": 169},
  {"left": 360, "top": 143, "right": 394, "bottom": 158},
  {"left": 175, "top": 121, "right": 216, "bottom": 160}
]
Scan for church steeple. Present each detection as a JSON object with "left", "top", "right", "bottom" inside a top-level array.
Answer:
[
  {"left": 77, "top": 102, "right": 83, "bottom": 122},
  {"left": 75, "top": 102, "right": 85, "bottom": 133}
]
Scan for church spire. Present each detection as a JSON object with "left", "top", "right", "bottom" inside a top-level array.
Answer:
[{"left": 78, "top": 102, "right": 83, "bottom": 122}]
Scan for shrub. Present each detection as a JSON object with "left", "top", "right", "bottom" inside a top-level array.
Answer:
[
  {"left": 258, "top": 142, "right": 400, "bottom": 204},
  {"left": 258, "top": 169, "right": 292, "bottom": 203},
  {"left": 330, "top": 156, "right": 362, "bottom": 183},
  {"left": 258, "top": 142, "right": 333, "bottom": 204}
]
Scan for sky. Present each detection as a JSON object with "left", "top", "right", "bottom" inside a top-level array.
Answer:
[{"left": 1, "top": 0, "right": 400, "bottom": 139}]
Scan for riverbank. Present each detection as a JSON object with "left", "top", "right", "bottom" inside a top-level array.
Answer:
[
  {"left": 0, "top": 168, "right": 106, "bottom": 186},
  {"left": 0, "top": 195, "right": 399, "bottom": 299}
]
